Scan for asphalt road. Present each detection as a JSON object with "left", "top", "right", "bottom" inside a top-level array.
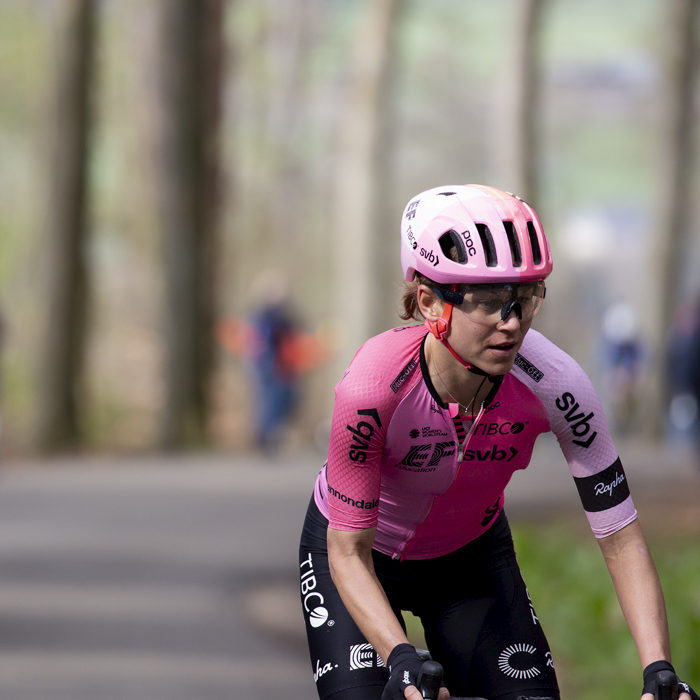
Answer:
[{"left": 0, "top": 437, "right": 696, "bottom": 700}]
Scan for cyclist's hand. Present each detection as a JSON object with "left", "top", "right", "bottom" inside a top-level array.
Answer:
[
  {"left": 642, "top": 690, "right": 693, "bottom": 700},
  {"left": 382, "top": 644, "right": 451, "bottom": 700},
  {"left": 402, "top": 685, "right": 450, "bottom": 700},
  {"left": 641, "top": 661, "right": 699, "bottom": 700},
  {"left": 382, "top": 644, "right": 423, "bottom": 700}
]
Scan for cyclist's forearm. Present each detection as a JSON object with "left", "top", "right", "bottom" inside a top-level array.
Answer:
[
  {"left": 598, "top": 519, "right": 671, "bottom": 667},
  {"left": 327, "top": 527, "right": 410, "bottom": 663}
]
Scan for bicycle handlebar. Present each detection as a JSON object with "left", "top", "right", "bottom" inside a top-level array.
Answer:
[
  {"left": 655, "top": 670, "right": 679, "bottom": 700},
  {"left": 416, "top": 660, "right": 681, "bottom": 700},
  {"left": 416, "top": 660, "right": 486, "bottom": 700}
]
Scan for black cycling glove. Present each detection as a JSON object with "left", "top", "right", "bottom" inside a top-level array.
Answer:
[
  {"left": 642, "top": 661, "right": 700, "bottom": 700},
  {"left": 382, "top": 643, "right": 424, "bottom": 700}
]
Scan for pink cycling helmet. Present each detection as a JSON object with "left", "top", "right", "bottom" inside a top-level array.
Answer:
[{"left": 401, "top": 184, "right": 552, "bottom": 284}]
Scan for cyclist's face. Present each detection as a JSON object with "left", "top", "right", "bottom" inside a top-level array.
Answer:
[{"left": 420, "top": 281, "right": 542, "bottom": 374}]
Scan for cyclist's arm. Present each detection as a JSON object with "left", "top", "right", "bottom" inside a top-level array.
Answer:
[
  {"left": 327, "top": 526, "right": 425, "bottom": 700},
  {"left": 597, "top": 519, "right": 690, "bottom": 700}
]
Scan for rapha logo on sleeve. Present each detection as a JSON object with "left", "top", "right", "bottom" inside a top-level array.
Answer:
[{"left": 574, "top": 458, "right": 630, "bottom": 512}]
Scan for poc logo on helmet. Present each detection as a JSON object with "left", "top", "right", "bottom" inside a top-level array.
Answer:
[{"left": 460, "top": 229, "right": 477, "bottom": 257}]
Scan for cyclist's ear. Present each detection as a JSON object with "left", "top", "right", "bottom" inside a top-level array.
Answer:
[{"left": 416, "top": 284, "right": 444, "bottom": 322}]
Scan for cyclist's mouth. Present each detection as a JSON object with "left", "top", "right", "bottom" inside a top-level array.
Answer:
[{"left": 488, "top": 341, "right": 518, "bottom": 357}]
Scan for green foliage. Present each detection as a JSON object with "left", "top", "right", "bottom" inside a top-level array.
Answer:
[
  {"left": 405, "top": 519, "right": 700, "bottom": 700},
  {"left": 649, "top": 535, "right": 700, "bottom": 686}
]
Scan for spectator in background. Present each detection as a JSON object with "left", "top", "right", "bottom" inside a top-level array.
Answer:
[
  {"left": 247, "top": 272, "right": 300, "bottom": 451},
  {"left": 598, "top": 301, "right": 644, "bottom": 436},
  {"left": 667, "top": 297, "right": 700, "bottom": 459},
  {"left": 216, "top": 270, "right": 333, "bottom": 452}
]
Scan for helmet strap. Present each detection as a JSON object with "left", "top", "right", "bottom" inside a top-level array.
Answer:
[
  {"left": 424, "top": 301, "right": 490, "bottom": 375},
  {"left": 424, "top": 302, "right": 453, "bottom": 342}
]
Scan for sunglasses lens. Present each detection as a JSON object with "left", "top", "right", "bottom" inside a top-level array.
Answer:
[{"left": 459, "top": 282, "right": 545, "bottom": 324}]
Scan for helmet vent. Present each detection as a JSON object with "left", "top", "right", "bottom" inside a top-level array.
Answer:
[
  {"left": 527, "top": 222, "right": 542, "bottom": 265},
  {"left": 437, "top": 192, "right": 456, "bottom": 196},
  {"left": 476, "top": 224, "right": 498, "bottom": 267},
  {"left": 504, "top": 221, "right": 522, "bottom": 267},
  {"left": 439, "top": 229, "right": 467, "bottom": 263}
]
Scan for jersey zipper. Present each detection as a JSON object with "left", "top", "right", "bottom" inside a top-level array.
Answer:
[{"left": 454, "top": 402, "right": 484, "bottom": 463}]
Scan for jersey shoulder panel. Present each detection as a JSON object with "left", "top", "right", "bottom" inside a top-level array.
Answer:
[
  {"left": 326, "top": 325, "right": 426, "bottom": 531},
  {"left": 335, "top": 325, "right": 425, "bottom": 404},
  {"left": 511, "top": 329, "right": 617, "bottom": 475}
]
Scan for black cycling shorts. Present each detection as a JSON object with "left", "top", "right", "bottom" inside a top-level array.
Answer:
[{"left": 299, "top": 497, "right": 560, "bottom": 700}]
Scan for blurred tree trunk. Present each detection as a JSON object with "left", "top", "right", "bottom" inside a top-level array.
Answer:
[
  {"left": 647, "top": 0, "right": 699, "bottom": 437},
  {"left": 501, "top": 0, "right": 547, "bottom": 207},
  {"left": 155, "top": 0, "right": 225, "bottom": 448},
  {"left": 331, "top": 0, "right": 404, "bottom": 373},
  {"left": 257, "top": 0, "right": 322, "bottom": 278},
  {"left": 372, "top": 2, "right": 405, "bottom": 337},
  {"left": 35, "top": 0, "right": 96, "bottom": 452}
]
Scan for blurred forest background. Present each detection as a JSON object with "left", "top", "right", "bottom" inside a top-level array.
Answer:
[{"left": 2, "top": 0, "right": 700, "bottom": 456}]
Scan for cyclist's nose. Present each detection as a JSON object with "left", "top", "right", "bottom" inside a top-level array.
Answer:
[
  {"left": 499, "top": 299, "right": 522, "bottom": 324},
  {"left": 498, "top": 307, "right": 522, "bottom": 328}
]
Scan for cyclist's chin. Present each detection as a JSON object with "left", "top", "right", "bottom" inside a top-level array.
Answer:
[
  {"left": 476, "top": 346, "right": 520, "bottom": 374},
  {"left": 482, "top": 357, "right": 517, "bottom": 375}
]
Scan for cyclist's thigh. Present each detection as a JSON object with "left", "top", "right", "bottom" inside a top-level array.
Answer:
[
  {"left": 299, "top": 499, "right": 388, "bottom": 700},
  {"left": 422, "top": 556, "right": 559, "bottom": 700}
]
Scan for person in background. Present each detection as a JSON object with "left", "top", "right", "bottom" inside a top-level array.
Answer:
[
  {"left": 216, "top": 271, "right": 333, "bottom": 452},
  {"left": 247, "top": 273, "right": 300, "bottom": 450},
  {"left": 667, "top": 297, "right": 700, "bottom": 462},
  {"left": 598, "top": 301, "right": 644, "bottom": 436}
]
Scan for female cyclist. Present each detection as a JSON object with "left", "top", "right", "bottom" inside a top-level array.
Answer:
[{"left": 298, "top": 185, "right": 696, "bottom": 700}]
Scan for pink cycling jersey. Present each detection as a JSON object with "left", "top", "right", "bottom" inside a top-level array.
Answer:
[{"left": 313, "top": 325, "right": 636, "bottom": 560}]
